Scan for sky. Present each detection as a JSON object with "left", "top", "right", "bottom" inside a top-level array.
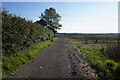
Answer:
[
  {"left": 2, "top": 0, "right": 119, "bottom": 2},
  {"left": 2, "top": 2, "right": 118, "bottom": 33}
]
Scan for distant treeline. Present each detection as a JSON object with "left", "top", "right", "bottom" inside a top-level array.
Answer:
[
  {"left": 57, "top": 33, "right": 120, "bottom": 36},
  {"left": 2, "top": 9, "right": 54, "bottom": 56},
  {"left": 57, "top": 33, "right": 120, "bottom": 42}
]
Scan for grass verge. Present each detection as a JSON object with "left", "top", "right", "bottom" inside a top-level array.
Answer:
[
  {"left": 2, "top": 38, "right": 59, "bottom": 78},
  {"left": 70, "top": 40, "right": 120, "bottom": 80}
]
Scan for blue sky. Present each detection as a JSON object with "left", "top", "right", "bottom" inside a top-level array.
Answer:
[{"left": 2, "top": 2, "right": 118, "bottom": 33}]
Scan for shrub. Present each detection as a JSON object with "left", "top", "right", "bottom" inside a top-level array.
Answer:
[{"left": 2, "top": 9, "right": 54, "bottom": 56}]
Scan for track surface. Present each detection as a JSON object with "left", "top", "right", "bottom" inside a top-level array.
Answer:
[{"left": 9, "top": 39, "right": 98, "bottom": 79}]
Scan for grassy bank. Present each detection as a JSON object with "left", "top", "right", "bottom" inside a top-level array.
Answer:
[
  {"left": 2, "top": 38, "right": 59, "bottom": 78},
  {"left": 70, "top": 40, "right": 120, "bottom": 80}
]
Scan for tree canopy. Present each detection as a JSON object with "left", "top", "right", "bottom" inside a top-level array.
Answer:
[{"left": 36, "top": 7, "right": 62, "bottom": 34}]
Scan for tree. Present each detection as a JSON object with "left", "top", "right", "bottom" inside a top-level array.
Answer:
[
  {"left": 36, "top": 7, "right": 62, "bottom": 35},
  {"left": 35, "top": 19, "right": 47, "bottom": 27}
]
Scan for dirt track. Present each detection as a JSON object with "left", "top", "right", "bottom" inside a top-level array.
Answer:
[{"left": 9, "top": 38, "right": 98, "bottom": 79}]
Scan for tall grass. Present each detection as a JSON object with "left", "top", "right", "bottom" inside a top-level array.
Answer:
[{"left": 101, "top": 43, "right": 120, "bottom": 62}]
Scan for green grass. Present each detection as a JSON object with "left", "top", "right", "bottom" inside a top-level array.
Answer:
[
  {"left": 69, "top": 40, "right": 118, "bottom": 44},
  {"left": 69, "top": 40, "right": 98, "bottom": 44},
  {"left": 2, "top": 38, "right": 59, "bottom": 78},
  {"left": 70, "top": 40, "right": 120, "bottom": 80}
]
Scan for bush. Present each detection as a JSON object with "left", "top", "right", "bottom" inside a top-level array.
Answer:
[{"left": 2, "top": 9, "right": 54, "bottom": 56}]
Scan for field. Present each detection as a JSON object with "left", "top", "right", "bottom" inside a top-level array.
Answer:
[{"left": 57, "top": 33, "right": 119, "bottom": 43}]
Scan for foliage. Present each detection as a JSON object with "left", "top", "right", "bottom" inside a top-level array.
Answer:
[
  {"left": 2, "top": 9, "right": 54, "bottom": 56},
  {"left": 70, "top": 40, "right": 120, "bottom": 80},
  {"left": 2, "top": 38, "right": 59, "bottom": 77},
  {"left": 36, "top": 7, "right": 62, "bottom": 34}
]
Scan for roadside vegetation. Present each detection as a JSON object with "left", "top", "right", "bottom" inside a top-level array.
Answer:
[
  {"left": 2, "top": 9, "right": 54, "bottom": 56},
  {"left": 2, "top": 38, "right": 58, "bottom": 77},
  {"left": 2, "top": 7, "right": 61, "bottom": 78},
  {"left": 70, "top": 40, "right": 120, "bottom": 80}
]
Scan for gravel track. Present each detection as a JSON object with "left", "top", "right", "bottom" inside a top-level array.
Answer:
[{"left": 7, "top": 38, "right": 98, "bottom": 79}]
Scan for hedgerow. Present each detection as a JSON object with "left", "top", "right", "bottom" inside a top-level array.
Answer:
[{"left": 2, "top": 9, "right": 54, "bottom": 56}]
